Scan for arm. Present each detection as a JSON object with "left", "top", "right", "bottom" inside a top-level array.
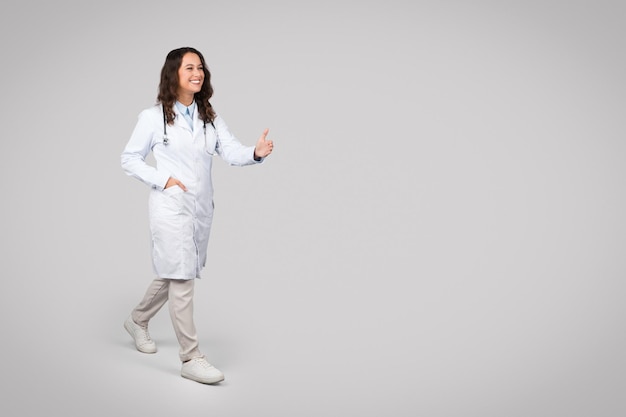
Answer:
[
  {"left": 214, "top": 114, "right": 273, "bottom": 166},
  {"left": 121, "top": 109, "right": 171, "bottom": 190}
]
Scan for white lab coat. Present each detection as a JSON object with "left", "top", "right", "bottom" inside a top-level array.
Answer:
[{"left": 121, "top": 104, "right": 260, "bottom": 279}]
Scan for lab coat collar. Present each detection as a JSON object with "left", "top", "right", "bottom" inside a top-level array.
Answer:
[
  {"left": 192, "top": 109, "right": 205, "bottom": 134},
  {"left": 172, "top": 104, "right": 194, "bottom": 133},
  {"left": 171, "top": 102, "right": 206, "bottom": 136}
]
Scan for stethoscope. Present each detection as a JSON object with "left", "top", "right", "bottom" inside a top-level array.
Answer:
[{"left": 162, "top": 104, "right": 219, "bottom": 155}]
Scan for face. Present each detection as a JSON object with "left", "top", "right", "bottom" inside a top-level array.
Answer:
[{"left": 177, "top": 52, "right": 204, "bottom": 98}]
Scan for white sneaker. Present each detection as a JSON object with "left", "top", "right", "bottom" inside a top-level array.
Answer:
[
  {"left": 181, "top": 357, "right": 225, "bottom": 384},
  {"left": 124, "top": 316, "right": 157, "bottom": 354}
]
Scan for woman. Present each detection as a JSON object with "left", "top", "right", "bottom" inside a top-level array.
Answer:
[{"left": 121, "top": 47, "right": 273, "bottom": 384}]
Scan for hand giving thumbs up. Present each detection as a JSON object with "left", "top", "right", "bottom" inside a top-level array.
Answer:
[{"left": 254, "top": 128, "right": 274, "bottom": 160}]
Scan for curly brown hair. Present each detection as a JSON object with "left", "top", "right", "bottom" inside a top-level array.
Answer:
[{"left": 157, "top": 47, "right": 216, "bottom": 125}]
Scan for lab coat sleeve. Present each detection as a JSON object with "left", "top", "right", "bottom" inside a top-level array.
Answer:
[
  {"left": 214, "top": 114, "right": 262, "bottom": 166},
  {"left": 121, "top": 109, "right": 171, "bottom": 190}
]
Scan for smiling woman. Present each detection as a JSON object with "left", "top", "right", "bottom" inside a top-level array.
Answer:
[
  {"left": 177, "top": 54, "right": 205, "bottom": 104},
  {"left": 120, "top": 47, "right": 274, "bottom": 385}
]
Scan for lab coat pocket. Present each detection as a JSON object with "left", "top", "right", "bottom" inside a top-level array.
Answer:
[
  {"left": 152, "top": 186, "right": 185, "bottom": 216},
  {"left": 163, "top": 185, "right": 184, "bottom": 197}
]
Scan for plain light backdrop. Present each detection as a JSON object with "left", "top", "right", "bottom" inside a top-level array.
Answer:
[{"left": 1, "top": 1, "right": 625, "bottom": 416}]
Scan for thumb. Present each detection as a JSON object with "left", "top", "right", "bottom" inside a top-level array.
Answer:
[{"left": 260, "top": 128, "right": 270, "bottom": 141}]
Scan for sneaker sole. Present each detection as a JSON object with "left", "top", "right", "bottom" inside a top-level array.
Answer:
[
  {"left": 124, "top": 320, "right": 157, "bottom": 354},
  {"left": 181, "top": 372, "right": 225, "bottom": 385}
]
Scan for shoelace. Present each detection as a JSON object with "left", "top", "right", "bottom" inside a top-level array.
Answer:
[
  {"left": 136, "top": 327, "right": 153, "bottom": 345},
  {"left": 193, "top": 358, "right": 212, "bottom": 369}
]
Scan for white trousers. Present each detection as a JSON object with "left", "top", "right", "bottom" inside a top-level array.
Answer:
[{"left": 131, "top": 278, "right": 203, "bottom": 362}]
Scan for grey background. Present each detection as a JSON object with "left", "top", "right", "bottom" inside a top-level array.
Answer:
[{"left": 1, "top": 0, "right": 625, "bottom": 416}]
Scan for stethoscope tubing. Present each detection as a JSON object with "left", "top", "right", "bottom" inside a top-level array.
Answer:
[{"left": 162, "top": 104, "right": 218, "bottom": 154}]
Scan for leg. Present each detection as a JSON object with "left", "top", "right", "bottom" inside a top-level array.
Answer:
[
  {"left": 125, "top": 278, "right": 169, "bottom": 354},
  {"left": 132, "top": 278, "right": 170, "bottom": 326},
  {"left": 169, "top": 279, "right": 225, "bottom": 384},
  {"left": 167, "top": 278, "right": 202, "bottom": 362}
]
